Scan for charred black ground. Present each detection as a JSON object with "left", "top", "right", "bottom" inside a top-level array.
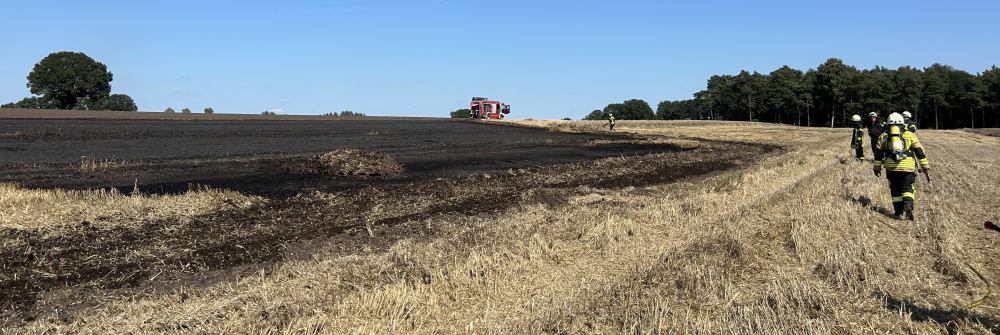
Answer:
[
  {"left": 0, "top": 118, "right": 778, "bottom": 326},
  {"left": 1, "top": 119, "right": 677, "bottom": 195}
]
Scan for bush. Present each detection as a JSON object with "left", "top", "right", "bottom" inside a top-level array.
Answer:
[
  {"left": 450, "top": 109, "right": 473, "bottom": 118},
  {"left": 562, "top": 117, "right": 572, "bottom": 121},
  {"left": 181, "top": 108, "right": 192, "bottom": 114},
  {"left": 164, "top": 107, "right": 176, "bottom": 113},
  {"left": 95, "top": 94, "right": 138, "bottom": 111},
  {"left": 204, "top": 107, "right": 214, "bottom": 114}
]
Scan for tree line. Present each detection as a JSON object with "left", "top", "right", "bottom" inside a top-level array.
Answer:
[{"left": 587, "top": 58, "right": 1000, "bottom": 129}]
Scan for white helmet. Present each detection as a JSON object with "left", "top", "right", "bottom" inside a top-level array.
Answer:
[
  {"left": 868, "top": 112, "right": 878, "bottom": 118},
  {"left": 851, "top": 115, "right": 861, "bottom": 122},
  {"left": 902, "top": 111, "right": 912, "bottom": 118},
  {"left": 887, "top": 112, "right": 905, "bottom": 125}
]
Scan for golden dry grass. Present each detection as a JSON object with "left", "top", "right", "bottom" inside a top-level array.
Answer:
[
  {"left": 0, "top": 184, "right": 262, "bottom": 230},
  {"left": 6, "top": 121, "right": 1000, "bottom": 334}
]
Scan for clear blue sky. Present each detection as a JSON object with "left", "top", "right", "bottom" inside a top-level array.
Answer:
[{"left": 2, "top": 1, "right": 998, "bottom": 118}]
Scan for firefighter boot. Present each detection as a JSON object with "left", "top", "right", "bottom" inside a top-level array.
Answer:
[{"left": 903, "top": 203, "right": 915, "bottom": 221}]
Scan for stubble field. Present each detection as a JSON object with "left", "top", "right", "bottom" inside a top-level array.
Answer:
[{"left": 1, "top": 117, "right": 998, "bottom": 334}]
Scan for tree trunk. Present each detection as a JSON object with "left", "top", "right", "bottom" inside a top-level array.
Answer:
[
  {"left": 971, "top": 107, "right": 975, "bottom": 128},
  {"left": 795, "top": 105, "right": 801, "bottom": 126},
  {"left": 934, "top": 105, "right": 941, "bottom": 130},
  {"left": 806, "top": 105, "right": 811, "bottom": 127}
]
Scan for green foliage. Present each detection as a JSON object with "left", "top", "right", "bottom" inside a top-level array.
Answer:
[
  {"left": 583, "top": 109, "right": 604, "bottom": 120},
  {"left": 656, "top": 58, "right": 1000, "bottom": 129},
  {"left": 204, "top": 107, "right": 215, "bottom": 114},
  {"left": 26, "top": 51, "right": 113, "bottom": 109},
  {"left": 597, "top": 99, "right": 655, "bottom": 120},
  {"left": 262, "top": 111, "right": 277, "bottom": 116},
  {"left": 450, "top": 108, "right": 472, "bottom": 118},
  {"left": 164, "top": 107, "right": 175, "bottom": 113},
  {"left": 1, "top": 96, "right": 59, "bottom": 109},
  {"left": 181, "top": 108, "right": 192, "bottom": 114},
  {"left": 93, "top": 94, "right": 138, "bottom": 111},
  {"left": 339, "top": 111, "right": 365, "bottom": 117},
  {"left": 562, "top": 117, "right": 572, "bottom": 121}
]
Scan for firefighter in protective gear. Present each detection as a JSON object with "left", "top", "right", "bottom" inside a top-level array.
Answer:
[
  {"left": 607, "top": 113, "right": 616, "bottom": 131},
  {"left": 866, "top": 112, "right": 884, "bottom": 158},
  {"left": 902, "top": 111, "right": 917, "bottom": 133},
  {"left": 873, "top": 112, "right": 930, "bottom": 220},
  {"left": 850, "top": 114, "right": 865, "bottom": 160}
]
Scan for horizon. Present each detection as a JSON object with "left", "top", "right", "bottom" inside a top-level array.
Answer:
[{"left": 2, "top": 1, "right": 999, "bottom": 118}]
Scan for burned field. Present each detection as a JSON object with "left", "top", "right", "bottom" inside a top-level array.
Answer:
[{"left": 0, "top": 119, "right": 775, "bottom": 326}]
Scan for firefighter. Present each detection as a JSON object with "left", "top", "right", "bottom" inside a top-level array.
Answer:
[
  {"left": 866, "top": 112, "right": 884, "bottom": 158},
  {"left": 850, "top": 114, "right": 865, "bottom": 160},
  {"left": 607, "top": 113, "right": 616, "bottom": 131},
  {"left": 873, "top": 112, "right": 930, "bottom": 221},
  {"left": 902, "top": 111, "right": 917, "bottom": 133}
]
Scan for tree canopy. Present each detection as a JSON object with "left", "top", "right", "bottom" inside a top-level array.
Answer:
[
  {"left": 95, "top": 94, "right": 138, "bottom": 111},
  {"left": 26, "top": 51, "right": 113, "bottom": 109},
  {"left": 4, "top": 51, "right": 142, "bottom": 112},
  {"left": 594, "top": 99, "right": 656, "bottom": 120},
  {"left": 649, "top": 58, "right": 1000, "bottom": 129}
]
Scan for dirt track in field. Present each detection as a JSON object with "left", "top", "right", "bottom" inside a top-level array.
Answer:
[{"left": 0, "top": 118, "right": 778, "bottom": 325}]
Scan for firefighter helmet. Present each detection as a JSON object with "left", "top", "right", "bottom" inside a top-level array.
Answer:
[
  {"left": 868, "top": 112, "right": 878, "bottom": 118},
  {"left": 851, "top": 115, "right": 861, "bottom": 122},
  {"left": 902, "top": 111, "right": 912, "bottom": 119},
  {"left": 887, "top": 112, "right": 905, "bottom": 125}
]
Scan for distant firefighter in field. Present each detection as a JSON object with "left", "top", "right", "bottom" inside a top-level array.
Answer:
[
  {"left": 873, "top": 112, "right": 931, "bottom": 221},
  {"left": 902, "top": 111, "right": 918, "bottom": 133},
  {"left": 607, "top": 113, "right": 616, "bottom": 131},
  {"left": 866, "top": 112, "right": 884, "bottom": 158},
  {"left": 850, "top": 114, "right": 865, "bottom": 160}
]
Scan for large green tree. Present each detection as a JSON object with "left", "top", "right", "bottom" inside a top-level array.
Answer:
[
  {"left": 921, "top": 64, "right": 951, "bottom": 129},
  {"left": 26, "top": 51, "right": 113, "bottom": 109},
  {"left": 601, "top": 99, "right": 656, "bottom": 120},
  {"left": 767, "top": 66, "right": 804, "bottom": 124},
  {"left": 982, "top": 66, "right": 1000, "bottom": 128},
  {"left": 813, "top": 58, "right": 858, "bottom": 127}
]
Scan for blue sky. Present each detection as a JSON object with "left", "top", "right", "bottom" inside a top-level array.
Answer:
[{"left": 1, "top": 1, "right": 998, "bottom": 119}]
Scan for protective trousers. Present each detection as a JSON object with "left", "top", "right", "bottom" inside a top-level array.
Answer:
[
  {"left": 855, "top": 145, "right": 864, "bottom": 160},
  {"left": 886, "top": 171, "right": 916, "bottom": 215},
  {"left": 869, "top": 135, "right": 880, "bottom": 157}
]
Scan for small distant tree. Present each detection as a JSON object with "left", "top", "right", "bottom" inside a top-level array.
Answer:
[
  {"left": 203, "top": 107, "right": 214, "bottom": 114},
  {"left": 95, "top": 94, "right": 138, "bottom": 111},
  {"left": 164, "top": 107, "right": 175, "bottom": 113},
  {"left": 450, "top": 108, "right": 473, "bottom": 118},
  {"left": 339, "top": 110, "right": 365, "bottom": 117},
  {"left": 323, "top": 112, "right": 339, "bottom": 116},
  {"left": 262, "top": 111, "right": 276, "bottom": 116},
  {"left": 181, "top": 108, "right": 192, "bottom": 114},
  {"left": 562, "top": 117, "right": 572, "bottom": 120},
  {"left": 583, "top": 109, "right": 604, "bottom": 120}
]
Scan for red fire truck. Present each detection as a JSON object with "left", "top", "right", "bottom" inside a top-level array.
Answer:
[{"left": 469, "top": 97, "right": 510, "bottom": 119}]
